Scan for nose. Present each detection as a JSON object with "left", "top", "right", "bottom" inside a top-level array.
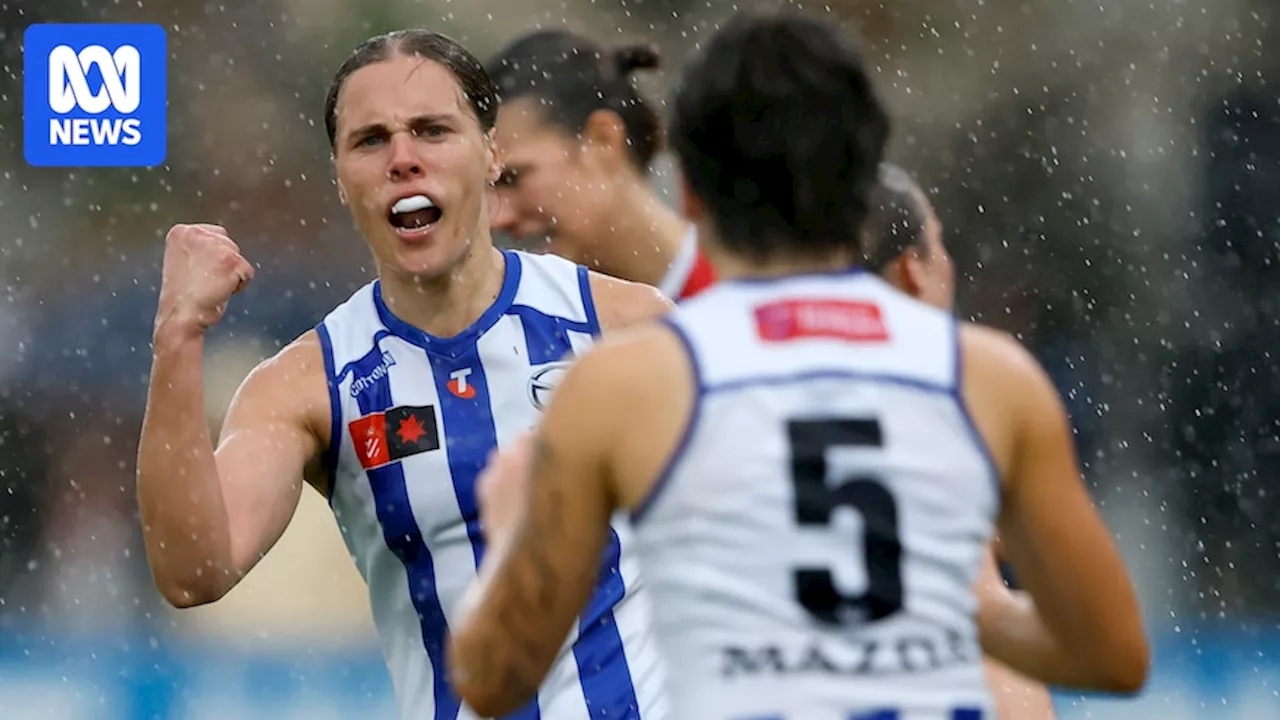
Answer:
[{"left": 386, "top": 132, "right": 424, "bottom": 181}]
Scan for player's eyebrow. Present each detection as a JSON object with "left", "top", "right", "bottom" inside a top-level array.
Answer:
[{"left": 344, "top": 113, "right": 460, "bottom": 145}]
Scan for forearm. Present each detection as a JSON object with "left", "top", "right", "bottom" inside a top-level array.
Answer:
[
  {"left": 984, "top": 657, "right": 1058, "bottom": 720},
  {"left": 136, "top": 324, "right": 234, "bottom": 606},
  {"left": 450, "top": 535, "right": 569, "bottom": 717},
  {"left": 979, "top": 590, "right": 1105, "bottom": 690}
]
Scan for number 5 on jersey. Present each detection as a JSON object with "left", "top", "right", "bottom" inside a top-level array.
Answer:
[{"left": 789, "top": 418, "right": 904, "bottom": 625}]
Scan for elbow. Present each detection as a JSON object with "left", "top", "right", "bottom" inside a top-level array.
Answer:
[
  {"left": 152, "top": 573, "right": 229, "bottom": 609},
  {"left": 458, "top": 687, "right": 528, "bottom": 720},
  {"left": 141, "top": 536, "right": 237, "bottom": 609},
  {"left": 448, "top": 638, "right": 540, "bottom": 718},
  {"left": 161, "top": 587, "right": 222, "bottom": 610},
  {"left": 1093, "top": 634, "right": 1150, "bottom": 695},
  {"left": 451, "top": 669, "right": 532, "bottom": 718},
  {"left": 1108, "top": 646, "right": 1151, "bottom": 695}
]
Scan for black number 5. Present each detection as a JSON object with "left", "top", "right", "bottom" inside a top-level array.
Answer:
[{"left": 788, "top": 418, "right": 904, "bottom": 625}]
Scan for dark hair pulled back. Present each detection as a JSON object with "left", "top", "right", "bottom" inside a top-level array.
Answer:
[{"left": 487, "top": 30, "right": 664, "bottom": 167}]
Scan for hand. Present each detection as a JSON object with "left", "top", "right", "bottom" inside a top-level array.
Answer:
[
  {"left": 975, "top": 539, "right": 1012, "bottom": 604},
  {"left": 155, "top": 223, "right": 255, "bottom": 338},
  {"left": 476, "top": 431, "right": 536, "bottom": 550}
]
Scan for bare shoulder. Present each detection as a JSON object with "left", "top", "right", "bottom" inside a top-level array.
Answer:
[
  {"left": 225, "top": 329, "right": 330, "bottom": 441},
  {"left": 242, "top": 329, "right": 326, "bottom": 392},
  {"left": 549, "top": 320, "right": 693, "bottom": 511},
  {"left": 958, "top": 322, "right": 1054, "bottom": 395},
  {"left": 586, "top": 270, "right": 674, "bottom": 332},
  {"left": 956, "top": 322, "right": 1061, "bottom": 484},
  {"left": 565, "top": 320, "right": 685, "bottom": 395}
]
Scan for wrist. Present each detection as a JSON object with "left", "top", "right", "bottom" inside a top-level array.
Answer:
[{"left": 152, "top": 312, "right": 206, "bottom": 351}]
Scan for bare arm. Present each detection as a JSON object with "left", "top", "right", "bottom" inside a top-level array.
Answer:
[
  {"left": 966, "top": 325, "right": 1149, "bottom": 692},
  {"left": 985, "top": 657, "right": 1058, "bottom": 720},
  {"left": 588, "top": 271, "right": 674, "bottom": 332},
  {"left": 137, "top": 327, "right": 327, "bottom": 608},
  {"left": 975, "top": 544, "right": 1059, "bottom": 719}
]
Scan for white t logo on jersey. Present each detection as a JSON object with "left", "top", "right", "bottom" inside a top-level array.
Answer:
[{"left": 448, "top": 367, "right": 476, "bottom": 399}]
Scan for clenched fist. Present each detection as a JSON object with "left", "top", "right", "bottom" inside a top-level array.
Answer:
[{"left": 155, "top": 223, "right": 255, "bottom": 337}]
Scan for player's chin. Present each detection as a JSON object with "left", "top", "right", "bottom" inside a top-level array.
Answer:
[{"left": 392, "top": 233, "right": 465, "bottom": 279}]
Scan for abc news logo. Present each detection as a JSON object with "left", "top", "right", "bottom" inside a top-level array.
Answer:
[
  {"left": 23, "top": 24, "right": 167, "bottom": 168},
  {"left": 48, "top": 44, "right": 143, "bottom": 147}
]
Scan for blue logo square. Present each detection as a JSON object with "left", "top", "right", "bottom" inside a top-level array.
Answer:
[{"left": 23, "top": 24, "right": 167, "bottom": 168}]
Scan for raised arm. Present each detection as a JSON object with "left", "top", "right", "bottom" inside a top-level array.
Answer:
[
  {"left": 137, "top": 224, "right": 329, "bottom": 608},
  {"left": 962, "top": 324, "right": 1149, "bottom": 693}
]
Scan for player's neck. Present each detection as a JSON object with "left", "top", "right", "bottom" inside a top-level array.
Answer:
[
  {"left": 378, "top": 243, "right": 507, "bottom": 339},
  {"left": 710, "top": 246, "right": 857, "bottom": 282},
  {"left": 592, "top": 179, "right": 690, "bottom": 288}
]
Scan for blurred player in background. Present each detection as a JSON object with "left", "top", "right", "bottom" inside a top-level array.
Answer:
[
  {"left": 448, "top": 9, "right": 1149, "bottom": 719},
  {"left": 137, "top": 28, "right": 671, "bottom": 720},
  {"left": 487, "top": 30, "right": 715, "bottom": 301},
  {"left": 861, "top": 162, "right": 1059, "bottom": 720}
]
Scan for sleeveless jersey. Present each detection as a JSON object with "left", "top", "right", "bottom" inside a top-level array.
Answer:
[
  {"left": 317, "top": 250, "right": 667, "bottom": 720},
  {"left": 632, "top": 270, "right": 1000, "bottom": 720}
]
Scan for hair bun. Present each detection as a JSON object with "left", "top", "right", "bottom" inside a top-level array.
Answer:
[{"left": 612, "top": 43, "right": 661, "bottom": 76}]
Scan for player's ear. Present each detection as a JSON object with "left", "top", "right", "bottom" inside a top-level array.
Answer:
[
  {"left": 484, "top": 128, "right": 502, "bottom": 184},
  {"left": 898, "top": 248, "right": 926, "bottom": 298},
  {"left": 336, "top": 175, "right": 349, "bottom": 206},
  {"left": 580, "top": 109, "right": 628, "bottom": 170}
]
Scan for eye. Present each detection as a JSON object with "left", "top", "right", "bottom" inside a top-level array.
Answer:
[
  {"left": 415, "top": 124, "right": 450, "bottom": 139},
  {"left": 355, "top": 134, "right": 383, "bottom": 148}
]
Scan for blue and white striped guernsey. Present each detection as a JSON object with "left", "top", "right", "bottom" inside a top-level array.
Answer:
[{"left": 316, "top": 249, "right": 667, "bottom": 720}]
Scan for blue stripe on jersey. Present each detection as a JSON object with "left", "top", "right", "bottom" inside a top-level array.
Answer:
[
  {"left": 515, "top": 307, "right": 639, "bottom": 717},
  {"left": 348, "top": 342, "right": 460, "bottom": 720},
  {"left": 369, "top": 253, "right": 543, "bottom": 720},
  {"left": 315, "top": 322, "right": 343, "bottom": 504},
  {"left": 576, "top": 265, "right": 601, "bottom": 335},
  {"left": 507, "top": 304, "right": 594, "bottom": 364},
  {"left": 427, "top": 347, "right": 495, "bottom": 571},
  {"left": 575, "top": 529, "right": 639, "bottom": 718},
  {"left": 426, "top": 351, "right": 543, "bottom": 718}
]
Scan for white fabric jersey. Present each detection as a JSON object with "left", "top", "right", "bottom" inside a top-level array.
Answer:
[
  {"left": 317, "top": 250, "right": 667, "bottom": 720},
  {"left": 657, "top": 227, "right": 699, "bottom": 300},
  {"left": 633, "top": 270, "right": 1000, "bottom": 720}
]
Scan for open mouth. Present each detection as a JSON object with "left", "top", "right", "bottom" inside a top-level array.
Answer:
[{"left": 389, "top": 194, "right": 443, "bottom": 233}]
